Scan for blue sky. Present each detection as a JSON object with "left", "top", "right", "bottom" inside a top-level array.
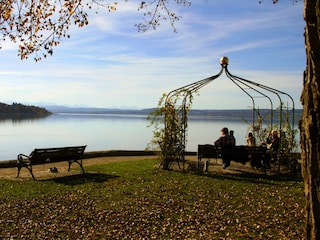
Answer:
[{"left": 0, "top": 0, "right": 305, "bottom": 109}]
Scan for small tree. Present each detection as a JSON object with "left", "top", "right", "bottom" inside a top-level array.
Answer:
[{"left": 147, "top": 90, "right": 194, "bottom": 170}]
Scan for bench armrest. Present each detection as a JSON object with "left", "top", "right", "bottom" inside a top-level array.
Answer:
[{"left": 17, "top": 154, "right": 31, "bottom": 163}]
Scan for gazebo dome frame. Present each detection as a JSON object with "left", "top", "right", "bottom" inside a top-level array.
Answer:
[{"left": 161, "top": 57, "right": 295, "bottom": 169}]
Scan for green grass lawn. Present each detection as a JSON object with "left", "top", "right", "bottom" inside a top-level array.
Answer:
[{"left": 0, "top": 159, "right": 305, "bottom": 239}]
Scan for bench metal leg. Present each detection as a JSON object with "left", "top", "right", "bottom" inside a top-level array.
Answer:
[
  {"left": 17, "top": 165, "right": 22, "bottom": 178},
  {"left": 68, "top": 159, "right": 85, "bottom": 173},
  {"left": 204, "top": 160, "right": 209, "bottom": 172},
  {"left": 17, "top": 164, "right": 36, "bottom": 181}
]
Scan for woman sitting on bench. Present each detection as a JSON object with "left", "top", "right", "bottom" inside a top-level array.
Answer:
[
  {"left": 266, "top": 130, "right": 279, "bottom": 167},
  {"left": 259, "top": 130, "right": 279, "bottom": 169}
]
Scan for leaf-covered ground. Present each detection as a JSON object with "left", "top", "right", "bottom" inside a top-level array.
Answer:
[{"left": 0, "top": 159, "right": 305, "bottom": 239}]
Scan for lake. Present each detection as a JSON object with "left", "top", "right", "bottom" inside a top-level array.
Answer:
[{"left": 0, "top": 113, "right": 299, "bottom": 161}]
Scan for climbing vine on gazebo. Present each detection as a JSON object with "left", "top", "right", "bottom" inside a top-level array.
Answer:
[{"left": 147, "top": 90, "right": 195, "bottom": 170}]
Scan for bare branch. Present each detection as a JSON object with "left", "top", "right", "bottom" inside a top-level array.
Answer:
[{"left": 135, "top": 0, "right": 191, "bottom": 33}]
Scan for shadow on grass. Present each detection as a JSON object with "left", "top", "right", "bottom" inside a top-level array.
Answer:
[
  {"left": 199, "top": 170, "right": 303, "bottom": 185},
  {"left": 42, "top": 172, "right": 119, "bottom": 185},
  {"left": 179, "top": 160, "right": 303, "bottom": 184}
]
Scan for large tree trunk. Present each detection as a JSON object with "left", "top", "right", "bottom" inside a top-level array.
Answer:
[{"left": 300, "top": 0, "right": 320, "bottom": 239}]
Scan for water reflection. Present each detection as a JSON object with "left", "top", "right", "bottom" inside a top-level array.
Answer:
[{"left": 0, "top": 114, "right": 50, "bottom": 123}]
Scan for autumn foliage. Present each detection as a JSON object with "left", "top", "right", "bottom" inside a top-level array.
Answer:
[{"left": 0, "top": 0, "right": 190, "bottom": 61}]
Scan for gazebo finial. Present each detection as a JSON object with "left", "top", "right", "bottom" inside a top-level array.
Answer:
[{"left": 220, "top": 56, "right": 229, "bottom": 67}]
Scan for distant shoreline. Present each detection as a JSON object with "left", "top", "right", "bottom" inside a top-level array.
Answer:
[
  {"left": 47, "top": 108, "right": 302, "bottom": 124},
  {"left": 45, "top": 106, "right": 303, "bottom": 115}
]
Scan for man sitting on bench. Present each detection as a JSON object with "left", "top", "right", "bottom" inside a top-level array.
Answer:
[{"left": 214, "top": 127, "right": 235, "bottom": 169}]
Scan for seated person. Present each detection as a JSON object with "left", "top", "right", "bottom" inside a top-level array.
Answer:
[
  {"left": 246, "top": 132, "right": 256, "bottom": 147},
  {"left": 264, "top": 130, "right": 279, "bottom": 168},
  {"left": 230, "top": 130, "right": 236, "bottom": 146},
  {"left": 267, "top": 130, "right": 279, "bottom": 152},
  {"left": 214, "top": 127, "right": 235, "bottom": 169}
]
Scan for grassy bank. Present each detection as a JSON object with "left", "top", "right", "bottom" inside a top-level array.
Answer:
[{"left": 0, "top": 158, "right": 304, "bottom": 239}]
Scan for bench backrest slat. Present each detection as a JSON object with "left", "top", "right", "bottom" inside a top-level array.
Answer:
[
  {"left": 198, "top": 144, "right": 221, "bottom": 158},
  {"left": 198, "top": 144, "right": 267, "bottom": 162},
  {"left": 30, "top": 146, "right": 86, "bottom": 164}
]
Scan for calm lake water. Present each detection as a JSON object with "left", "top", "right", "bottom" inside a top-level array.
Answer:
[{"left": 0, "top": 113, "right": 299, "bottom": 161}]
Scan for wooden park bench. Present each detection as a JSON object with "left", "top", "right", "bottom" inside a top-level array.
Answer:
[
  {"left": 197, "top": 144, "right": 267, "bottom": 171},
  {"left": 17, "top": 145, "right": 87, "bottom": 180}
]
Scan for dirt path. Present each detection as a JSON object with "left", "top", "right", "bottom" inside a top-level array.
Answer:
[
  {"left": 0, "top": 155, "right": 283, "bottom": 181},
  {"left": 0, "top": 155, "right": 156, "bottom": 180}
]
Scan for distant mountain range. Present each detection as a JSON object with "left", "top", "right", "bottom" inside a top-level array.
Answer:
[
  {"left": 42, "top": 104, "right": 302, "bottom": 123},
  {"left": 42, "top": 104, "right": 150, "bottom": 114},
  {"left": 0, "top": 102, "right": 302, "bottom": 123}
]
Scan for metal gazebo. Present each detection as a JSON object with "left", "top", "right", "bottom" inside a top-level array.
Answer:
[{"left": 161, "top": 57, "right": 295, "bottom": 170}]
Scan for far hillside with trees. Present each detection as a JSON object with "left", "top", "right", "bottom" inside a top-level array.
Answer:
[{"left": 0, "top": 102, "right": 51, "bottom": 118}]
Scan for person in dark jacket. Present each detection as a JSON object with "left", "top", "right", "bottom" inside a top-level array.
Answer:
[{"left": 214, "top": 127, "right": 235, "bottom": 169}]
